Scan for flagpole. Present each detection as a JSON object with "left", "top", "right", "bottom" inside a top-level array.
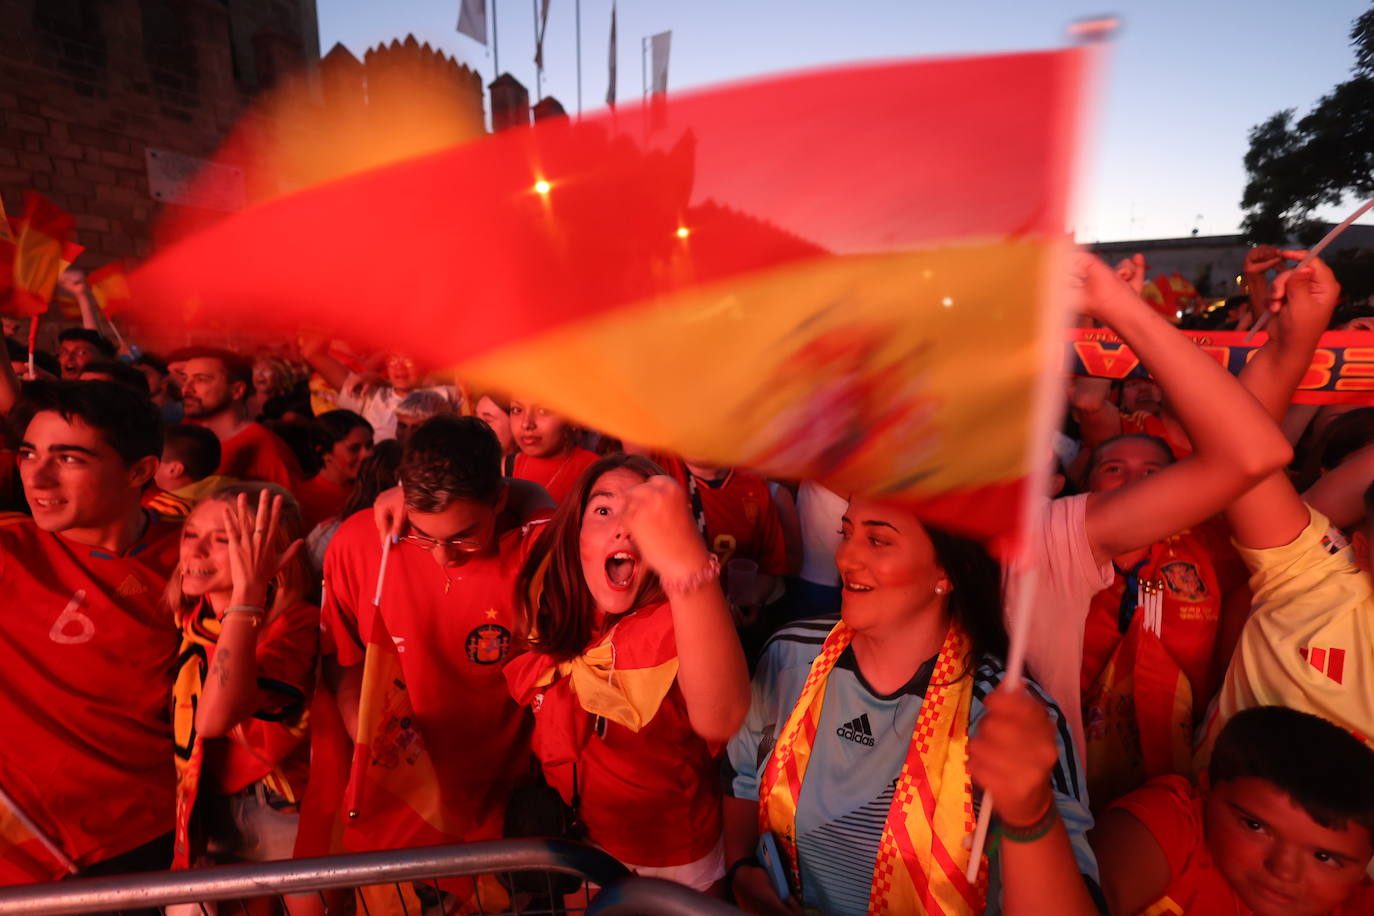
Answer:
[
  {"left": 641, "top": 35, "right": 648, "bottom": 100},
  {"left": 493, "top": 0, "right": 500, "bottom": 77},
  {"left": 964, "top": 17, "right": 1118, "bottom": 884},
  {"left": 0, "top": 782, "right": 78, "bottom": 874},
  {"left": 575, "top": 0, "right": 582, "bottom": 117},
  {"left": 532, "top": 0, "right": 542, "bottom": 101}
]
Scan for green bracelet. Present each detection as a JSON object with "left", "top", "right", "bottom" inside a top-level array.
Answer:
[{"left": 996, "top": 801, "right": 1059, "bottom": 844}]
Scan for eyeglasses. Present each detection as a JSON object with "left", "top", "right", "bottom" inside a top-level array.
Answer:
[{"left": 400, "top": 530, "right": 486, "bottom": 553}]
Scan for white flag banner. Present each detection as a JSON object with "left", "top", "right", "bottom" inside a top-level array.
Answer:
[
  {"left": 457, "top": 0, "right": 487, "bottom": 45},
  {"left": 605, "top": 3, "right": 617, "bottom": 106},
  {"left": 534, "top": 0, "right": 552, "bottom": 69},
  {"left": 650, "top": 30, "right": 671, "bottom": 94}
]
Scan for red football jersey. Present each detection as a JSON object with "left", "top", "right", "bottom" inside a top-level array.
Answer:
[
  {"left": 0, "top": 512, "right": 181, "bottom": 883},
  {"left": 321, "top": 511, "right": 541, "bottom": 848},
  {"left": 215, "top": 422, "right": 303, "bottom": 491},
  {"left": 654, "top": 453, "right": 788, "bottom": 576},
  {"left": 513, "top": 447, "right": 600, "bottom": 507},
  {"left": 505, "top": 601, "right": 723, "bottom": 867},
  {"left": 1112, "top": 776, "right": 1374, "bottom": 915},
  {"left": 1082, "top": 521, "right": 1244, "bottom": 705}
]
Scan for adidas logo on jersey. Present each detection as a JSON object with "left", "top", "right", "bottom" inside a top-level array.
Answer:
[{"left": 837, "top": 713, "right": 875, "bottom": 747}]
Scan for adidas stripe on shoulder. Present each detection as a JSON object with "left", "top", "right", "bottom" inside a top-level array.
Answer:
[{"left": 762, "top": 614, "right": 841, "bottom": 651}]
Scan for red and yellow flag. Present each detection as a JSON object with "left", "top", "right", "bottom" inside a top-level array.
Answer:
[
  {"left": 1141, "top": 272, "right": 1204, "bottom": 322},
  {"left": 0, "top": 194, "right": 15, "bottom": 304},
  {"left": 3, "top": 192, "right": 83, "bottom": 319},
  {"left": 344, "top": 614, "right": 468, "bottom": 851},
  {"left": 342, "top": 615, "right": 508, "bottom": 913},
  {"left": 130, "top": 50, "right": 1088, "bottom": 540},
  {"left": 87, "top": 261, "right": 134, "bottom": 318}
]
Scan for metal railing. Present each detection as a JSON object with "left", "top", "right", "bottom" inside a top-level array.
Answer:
[{"left": 0, "top": 839, "right": 740, "bottom": 916}]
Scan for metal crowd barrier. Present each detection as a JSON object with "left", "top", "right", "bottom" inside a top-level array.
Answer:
[{"left": 0, "top": 839, "right": 742, "bottom": 916}]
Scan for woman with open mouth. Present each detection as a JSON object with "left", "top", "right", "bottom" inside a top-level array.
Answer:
[
  {"left": 721, "top": 498, "right": 1103, "bottom": 915},
  {"left": 505, "top": 453, "right": 750, "bottom": 892}
]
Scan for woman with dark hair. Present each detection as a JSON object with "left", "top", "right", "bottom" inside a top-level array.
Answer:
[
  {"left": 504, "top": 453, "right": 749, "bottom": 891},
  {"left": 508, "top": 398, "right": 600, "bottom": 506},
  {"left": 305, "top": 438, "right": 402, "bottom": 573},
  {"left": 294, "top": 410, "right": 373, "bottom": 532},
  {"left": 722, "top": 496, "right": 1100, "bottom": 915}
]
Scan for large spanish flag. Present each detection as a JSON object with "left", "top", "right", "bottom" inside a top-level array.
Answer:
[{"left": 131, "top": 50, "right": 1088, "bottom": 539}]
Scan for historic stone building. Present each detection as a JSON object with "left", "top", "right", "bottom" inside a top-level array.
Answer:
[{"left": 0, "top": 0, "right": 321, "bottom": 265}]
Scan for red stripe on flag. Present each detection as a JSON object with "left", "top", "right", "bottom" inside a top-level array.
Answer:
[{"left": 129, "top": 50, "right": 1084, "bottom": 360}]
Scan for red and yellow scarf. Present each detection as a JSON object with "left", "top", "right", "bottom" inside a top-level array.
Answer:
[
  {"left": 171, "top": 601, "right": 299, "bottom": 868},
  {"left": 759, "top": 621, "right": 985, "bottom": 915}
]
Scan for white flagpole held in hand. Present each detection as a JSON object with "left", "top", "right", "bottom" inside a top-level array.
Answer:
[
  {"left": 373, "top": 534, "right": 395, "bottom": 606},
  {"left": 965, "top": 567, "right": 1037, "bottom": 883},
  {"left": 1245, "top": 197, "right": 1374, "bottom": 342},
  {"left": 965, "top": 16, "right": 1118, "bottom": 884}
]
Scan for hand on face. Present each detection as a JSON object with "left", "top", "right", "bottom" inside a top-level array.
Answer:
[
  {"left": 966, "top": 686, "right": 1058, "bottom": 826},
  {"left": 220, "top": 490, "right": 303, "bottom": 612}
]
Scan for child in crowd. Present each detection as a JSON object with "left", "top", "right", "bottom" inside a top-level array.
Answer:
[{"left": 1094, "top": 705, "right": 1374, "bottom": 916}]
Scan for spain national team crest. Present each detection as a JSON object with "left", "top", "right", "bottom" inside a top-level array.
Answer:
[
  {"left": 465, "top": 624, "right": 511, "bottom": 665},
  {"left": 1159, "top": 560, "right": 1206, "bottom": 603}
]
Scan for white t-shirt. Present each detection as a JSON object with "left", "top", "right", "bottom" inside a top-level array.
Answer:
[
  {"left": 1005, "top": 494, "right": 1114, "bottom": 769},
  {"left": 797, "top": 481, "right": 846, "bottom": 586},
  {"left": 335, "top": 373, "right": 460, "bottom": 442}
]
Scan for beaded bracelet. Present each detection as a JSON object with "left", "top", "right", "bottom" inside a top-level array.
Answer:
[
  {"left": 222, "top": 605, "right": 265, "bottom": 627},
  {"left": 660, "top": 553, "right": 721, "bottom": 598},
  {"left": 996, "top": 799, "right": 1059, "bottom": 844}
]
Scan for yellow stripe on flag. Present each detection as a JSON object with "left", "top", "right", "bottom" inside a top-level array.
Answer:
[{"left": 459, "top": 238, "right": 1058, "bottom": 501}]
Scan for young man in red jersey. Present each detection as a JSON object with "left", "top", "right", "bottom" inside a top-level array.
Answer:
[
  {"left": 0, "top": 381, "right": 182, "bottom": 885},
  {"left": 179, "top": 348, "right": 302, "bottom": 490},
  {"left": 320, "top": 416, "right": 544, "bottom": 853}
]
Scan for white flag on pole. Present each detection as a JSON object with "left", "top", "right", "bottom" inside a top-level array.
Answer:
[
  {"left": 457, "top": 0, "right": 488, "bottom": 45},
  {"left": 605, "top": 3, "right": 617, "bottom": 106},
  {"left": 649, "top": 30, "right": 671, "bottom": 94}
]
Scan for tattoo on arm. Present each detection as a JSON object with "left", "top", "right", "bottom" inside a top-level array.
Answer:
[{"left": 211, "top": 647, "right": 231, "bottom": 688}]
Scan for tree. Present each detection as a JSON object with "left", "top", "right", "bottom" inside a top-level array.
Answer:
[{"left": 1241, "top": 6, "right": 1374, "bottom": 244}]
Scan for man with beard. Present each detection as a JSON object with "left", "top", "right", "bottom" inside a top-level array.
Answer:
[{"left": 179, "top": 348, "right": 302, "bottom": 490}]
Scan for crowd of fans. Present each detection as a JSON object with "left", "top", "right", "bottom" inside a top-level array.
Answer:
[{"left": 1, "top": 245, "right": 1373, "bottom": 916}]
